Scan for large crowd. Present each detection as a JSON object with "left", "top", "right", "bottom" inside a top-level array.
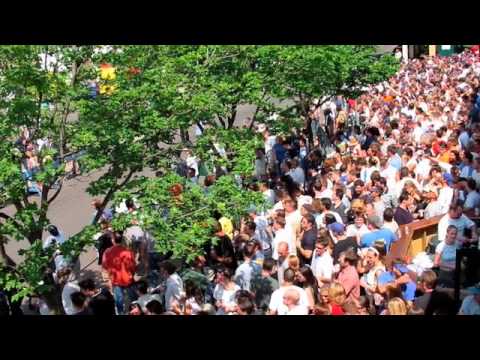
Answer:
[{"left": 9, "top": 49, "right": 480, "bottom": 316}]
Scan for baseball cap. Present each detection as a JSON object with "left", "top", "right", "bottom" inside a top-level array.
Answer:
[
  {"left": 367, "top": 215, "right": 383, "bottom": 229},
  {"left": 328, "top": 222, "right": 345, "bottom": 234}
]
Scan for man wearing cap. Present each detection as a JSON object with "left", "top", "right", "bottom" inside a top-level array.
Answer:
[
  {"left": 359, "top": 215, "right": 397, "bottom": 253},
  {"left": 328, "top": 222, "right": 358, "bottom": 264},
  {"left": 458, "top": 283, "right": 480, "bottom": 315}
]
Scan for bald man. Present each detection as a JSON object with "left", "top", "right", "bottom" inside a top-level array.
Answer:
[
  {"left": 281, "top": 288, "right": 308, "bottom": 315},
  {"left": 277, "top": 242, "right": 289, "bottom": 285}
]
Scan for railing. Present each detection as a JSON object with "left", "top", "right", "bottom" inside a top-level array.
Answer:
[{"left": 385, "top": 214, "right": 444, "bottom": 266}]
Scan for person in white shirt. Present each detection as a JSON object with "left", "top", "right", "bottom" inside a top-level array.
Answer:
[
  {"left": 160, "top": 261, "right": 184, "bottom": 312},
  {"left": 58, "top": 268, "right": 80, "bottom": 315},
  {"left": 269, "top": 268, "right": 309, "bottom": 315},
  {"left": 314, "top": 198, "right": 343, "bottom": 228},
  {"left": 271, "top": 217, "right": 296, "bottom": 261},
  {"left": 43, "top": 225, "right": 68, "bottom": 273},
  {"left": 213, "top": 267, "right": 241, "bottom": 315},
  {"left": 279, "top": 288, "right": 309, "bottom": 315},
  {"left": 423, "top": 189, "right": 443, "bottom": 218},
  {"left": 276, "top": 242, "right": 290, "bottom": 286},
  {"left": 437, "top": 181, "right": 454, "bottom": 215},
  {"left": 185, "top": 150, "right": 199, "bottom": 177},
  {"left": 310, "top": 236, "right": 334, "bottom": 287},
  {"left": 437, "top": 203, "right": 477, "bottom": 243}
]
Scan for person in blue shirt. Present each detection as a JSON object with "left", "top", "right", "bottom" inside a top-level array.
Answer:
[
  {"left": 378, "top": 261, "right": 417, "bottom": 302},
  {"left": 386, "top": 145, "right": 402, "bottom": 171},
  {"left": 360, "top": 215, "right": 398, "bottom": 253}
]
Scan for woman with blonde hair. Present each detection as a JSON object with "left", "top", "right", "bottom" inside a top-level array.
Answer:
[
  {"left": 287, "top": 254, "right": 300, "bottom": 273},
  {"left": 386, "top": 297, "right": 408, "bottom": 315},
  {"left": 328, "top": 282, "right": 346, "bottom": 315}
]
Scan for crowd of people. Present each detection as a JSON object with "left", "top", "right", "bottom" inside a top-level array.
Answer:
[{"left": 19, "top": 49, "right": 480, "bottom": 316}]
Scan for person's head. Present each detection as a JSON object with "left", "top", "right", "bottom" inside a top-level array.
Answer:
[
  {"left": 300, "top": 204, "right": 313, "bottom": 218},
  {"left": 321, "top": 198, "right": 332, "bottom": 211},
  {"left": 419, "top": 270, "right": 437, "bottom": 292},
  {"left": 283, "top": 288, "right": 301, "bottom": 308},
  {"left": 242, "top": 241, "right": 256, "bottom": 260},
  {"left": 367, "top": 215, "right": 383, "bottom": 230},
  {"left": 333, "top": 188, "right": 345, "bottom": 203},
  {"left": 324, "top": 213, "right": 336, "bottom": 226},
  {"left": 273, "top": 216, "right": 286, "bottom": 231},
  {"left": 92, "top": 199, "right": 102, "bottom": 210},
  {"left": 125, "top": 198, "right": 135, "bottom": 211},
  {"left": 287, "top": 255, "right": 300, "bottom": 272},
  {"left": 445, "top": 225, "right": 458, "bottom": 245},
  {"left": 243, "top": 221, "right": 256, "bottom": 236},
  {"left": 387, "top": 297, "right": 408, "bottom": 315},
  {"left": 47, "top": 224, "right": 59, "bottom": 237},
  {"left": 283, "top": 268, "right": 297, "bottom": 285},
  {"left": 328, "top": 222, "right": 346, "bottom": 239},
  {"left": 467, "top": 178, "right": 477, "bottom": 192},
  {"left": 112, "top": 231, "right": 123, "bottom": 245},
  {"left": 78, "top": 278, "right": 96, "bottom": 297},
  {"left": 354, "top": 215, "right": 366, "bottom": 229},
  {"left": 160, "top": 260, "right": 177, "bottom": 277},
  {"left": 315, "top": 235, "right": 331, "bottom": 258},
  {"left": 262, "top": 258, "right": 275, "bottom": 276},
  {"left": 448, "top": 202, "right": 463, "bottom": 220},
  {"left": 216, "top": 267, "right": 234, "bottom": 285},
  {"left": 365, "top": 247, "right": 381, "bottom": 268},
  {"left": 398, "top": 193, "right": 412, "bottom": 208},
  {"left": 328, "top": 283, "right": 346, "bottom": 306},
  {"left": 296, "top": 266, "right": 318, "bottom": 288},
  {"left": 282, "top": 198, "right": 297, "bottom": 213},
  {"left": 339, "top": 248, "right": 358, "bottom": 269},
  {"left": 319, "top": 286, "right": 330, "bottom": 305},
  {"left": 353, "top": 180, "right": 365, "bottom": 194},
  {"left": 145, "top": 300, "right": 164, "bottom": 315},
  {"left": 277, "top": 241, "right": 289, "bottom": 259},
  {"left": 391, "top": 259, "right": 410, "bottom": 279},
  {"left": 70, "top": 291, "right": 87, "bottom": 312},
  {"left": 301, "top": 214, "right": 316, "bottom": 232},
  {"left": 135, "top": 280, "right": 149, "bottom": 296},
  {"left": 236, "top": 296, "right": 255, "bottom": 315}
]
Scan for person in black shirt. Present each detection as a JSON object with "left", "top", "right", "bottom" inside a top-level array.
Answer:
[
  {"left": 394, "top": 193, "right": 414, "bottom": 225},
  {"left": 413, "top": 270, "right": 456, "bottom": 315},
  {"left": 296, "top": 214, "right": 317, "bottom": 266},
  {"left": 96, "top": 223, "right": 113, "bottom": 266},
  {"left": 79, "top": 278, "right": 116, "bottom": 316},
  {"left": 203, "top": 220, "right": 237, "bottom": 271},
  {"left": 332, "top": 188, "right": 348, "bottom": 223},
  {"left": 70, "top": 291, "right": 92, "bottom": 315},
  {"left": 328, "top": 222, "right": 358, "bottom": 264}
]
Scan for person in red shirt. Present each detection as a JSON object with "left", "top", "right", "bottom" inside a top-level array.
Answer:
[
  {"left": 328, "top": 282, "right": 346, "bottom": 315},
  {"left": 102, "top": 231, "right": 137, "bottom": 314},
  {"left": 336, "top": 248, "right": 360, "bottom": 304}
]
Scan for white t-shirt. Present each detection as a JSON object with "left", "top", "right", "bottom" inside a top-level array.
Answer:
[
  {"left": 272, "top": 228, "right": 296, "bottom": 261},
  {"left": 438, "top": 187, "right": 454, "bottom": 214},
  {"left": 438, "top": 214, "right": 475, "bottom": 242},
  {"left": 416, "top": 159, "right": 431, "bottom": 180},
  {"left": 383, "top": 221, "right": 400, "bottom": 238},
  {"left": 316, "top": 188, "right": 333, "bottom": 199},
  {"left": 62, "top": 281, "right": 80, "bottom": 315},
  {"left": 311, "top": 251, "right": 334, "bottom": 281},
  {"left": 425, "top": 201, "right": 444, "bottom": 218},
  {"left": 186, "top": 156, "right": 199, "bottom": 177},
  {"left": 165, "top": 273, "right": 184, "bottom": 312},
  {"left": 269, "top": 285, "right": 309, "bottom": 314},
  {"left": 43, "top": 232, "right": 68, "bottom": 272},
  {"left": 214, "top": 283, "right": 241, "bottom": 315}
]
